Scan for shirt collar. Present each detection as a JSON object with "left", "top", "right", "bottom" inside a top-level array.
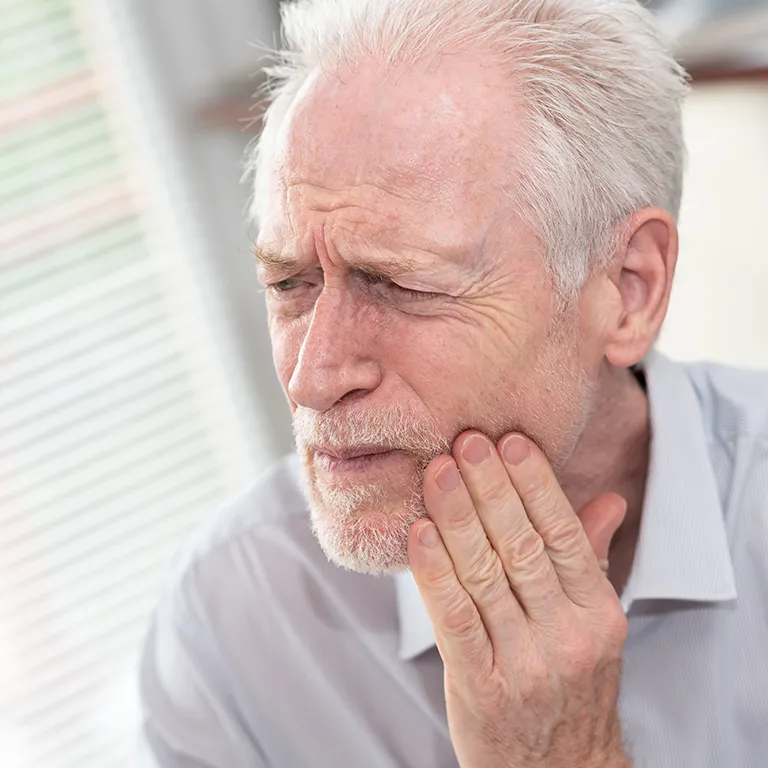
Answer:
[
  {"left": 619, "top": 350, "right": 737, "bottom": 611},
  {"left": 395, "top": 350, "right": 737, "bottom": 661}
]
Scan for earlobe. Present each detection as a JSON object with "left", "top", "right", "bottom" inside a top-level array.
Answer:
[{"left": 604, "top": 209, "right": 678, "bottom": 368}]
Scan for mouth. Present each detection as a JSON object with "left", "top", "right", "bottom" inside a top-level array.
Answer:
[
  {"left": 313, "top": 445, "right": 394, "bottom": 460},
  {"left": 311, "top": 445, "right": 404, "bottom": 474}
]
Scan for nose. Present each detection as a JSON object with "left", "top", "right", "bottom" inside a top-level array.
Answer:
[{"left": 288, "top": 289, "right": 382, "bottom": 412}]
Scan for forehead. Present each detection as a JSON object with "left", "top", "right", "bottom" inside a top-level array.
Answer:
[{"left": 265, "top": 53, "right": 522, "bottom": 221}]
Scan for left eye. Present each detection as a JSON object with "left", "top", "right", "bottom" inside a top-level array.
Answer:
[{"left": 360, "top": 273, "right": 437, "bottom": 301}]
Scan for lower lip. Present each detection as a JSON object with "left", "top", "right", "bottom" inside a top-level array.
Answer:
[{"left": 314, "top": 450, "right": 402, "bottom": 475}]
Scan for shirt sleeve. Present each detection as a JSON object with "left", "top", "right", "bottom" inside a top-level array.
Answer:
[{"left": 136, "top": 576, "right": 269, "bottom": 768}]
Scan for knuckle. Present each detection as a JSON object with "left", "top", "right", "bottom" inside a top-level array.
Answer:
[
  {"left": 544, "top": 518, "right": 586, "bottom": 553},
  {"left": 499, "top": 526, "right": 547, "bottom": 570},
  {"left": 421, "top": 562, "right": 458, "bottom": 594},
  {"left": 442, "top": 594, "right": 480, "bottom": 638},
  {"left": 461, "top": 552, "right": 507, "bottom": 605}
]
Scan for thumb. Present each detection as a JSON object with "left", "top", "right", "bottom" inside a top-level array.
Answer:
[{"left": 577, "top": 492, "right": 628, "bottom": 564}]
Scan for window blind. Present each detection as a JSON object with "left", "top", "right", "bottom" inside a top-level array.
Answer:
[{"left": 0, "top": 2, "right": 258, "bottom": 766}]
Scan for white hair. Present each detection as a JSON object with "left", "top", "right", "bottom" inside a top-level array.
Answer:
[{"left": 244, "top": 0, "right": 689, "bottom": 297}]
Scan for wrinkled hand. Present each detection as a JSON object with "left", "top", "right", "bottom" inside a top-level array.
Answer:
[{"left": 408, "top": 431, "right": 630, "bottom": 768}]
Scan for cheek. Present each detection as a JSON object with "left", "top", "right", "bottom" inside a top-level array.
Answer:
[
  {"left": 383, "top": 317, "right": 513, "bottom": 417},
  {"left": 384, "top": 305, "right": 572, "bottom": 443},
  {"left": 392, "top": 304, "right": 534, "bottom": 378},
  {"left": 269, "top": 319, "right": 307, "bottom": 393}
]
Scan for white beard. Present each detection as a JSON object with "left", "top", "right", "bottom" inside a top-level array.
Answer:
[
  {"left": 292, "top": 319, "right": 595, "bottom": 576},
  {"left": 293, "top": 402, "right": 448, "bottom": 575},
  {"left": 308, "top": 481, "right": 423, "bottom": 575}
]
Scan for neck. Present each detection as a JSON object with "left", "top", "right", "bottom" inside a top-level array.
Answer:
[{"left": 559, "top": 363, "right": 651, "bottom": 595}]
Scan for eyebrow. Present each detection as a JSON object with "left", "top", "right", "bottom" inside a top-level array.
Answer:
[
  {"left": 252, "top": 244, "right": 423, "bottom": 280},
  {"left": 252, "top": 245, "right": 292, "bottom": 271}
]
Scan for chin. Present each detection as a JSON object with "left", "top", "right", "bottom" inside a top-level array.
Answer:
[{"left": 306, "top": 474, "right": 426, "bottom": 576}]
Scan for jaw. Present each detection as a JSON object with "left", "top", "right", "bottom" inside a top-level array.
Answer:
[
  {"left": 302, "top": 451, "right": 429, "bottom": 575},
  {"left": 308, "top": 490, "right": 425, "bottom": 575}
]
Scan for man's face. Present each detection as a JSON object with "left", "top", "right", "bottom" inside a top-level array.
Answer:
[{"left": 257, "top": 55, "right": 610, "bottom": 574}]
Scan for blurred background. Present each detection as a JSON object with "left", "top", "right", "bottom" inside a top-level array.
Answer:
[{"left": 0, "top": 1, "right": 766, "bottom": 766}]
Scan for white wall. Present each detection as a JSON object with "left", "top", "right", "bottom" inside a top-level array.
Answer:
[{"left": 658, "top": 82, "right": 768, "bottom": 369}]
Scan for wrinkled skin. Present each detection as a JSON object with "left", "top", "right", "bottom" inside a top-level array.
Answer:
[
  {"left": 256, "top": 50, "right": 676, "bottom": 768},
  {"left": 409, "top": 430, "right": 631, "bottom": 768}
]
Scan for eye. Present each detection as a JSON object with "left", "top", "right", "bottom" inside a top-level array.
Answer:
[
  {"left": 358, "top": 272, "right": 438, "bottom": 301},
  {"left": 269, "top": 278, "right": 304, "bottom": 294}
]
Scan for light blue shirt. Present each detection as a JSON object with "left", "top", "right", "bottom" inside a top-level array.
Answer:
[{"left": 138, "top": 352, "right": 768, "bottom": 767}]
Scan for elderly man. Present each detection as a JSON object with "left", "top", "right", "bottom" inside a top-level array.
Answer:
[{"left": 139, "top": 1, "right": 768, "bottom": 766}]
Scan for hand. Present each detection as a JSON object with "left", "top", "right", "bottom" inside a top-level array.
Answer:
[{"left": 407, "top": 431, "right": 630, "bottom": 768}]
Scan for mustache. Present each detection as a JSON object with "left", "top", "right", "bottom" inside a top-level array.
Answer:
[{"left": 293, "top": 404, "right": 451, "bottom": 458}]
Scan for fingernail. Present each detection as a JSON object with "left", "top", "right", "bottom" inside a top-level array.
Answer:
[
  {"left": 417, "top": 521, "right": 440, "bottom": 548},
  {"left": 461, "top": 435, "right": 491, "bottom": 465},
  {"left": 502, "top": 435, "right": 531, "bottom": 466},
  {"left": 435, "top": 460, "right": 460, "bottom": 492}
]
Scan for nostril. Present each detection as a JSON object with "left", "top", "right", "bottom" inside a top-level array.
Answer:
[{"left": 338, "top": 389, "right": 369, "bottom": 405}]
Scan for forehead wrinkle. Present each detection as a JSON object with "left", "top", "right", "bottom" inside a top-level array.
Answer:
[
  {"left": 252, "top": 236, "right": 424, "bottom": 282},
  {"left": 269, "top": 184, "right": 459, "bottom": 275},
  {"left": 325, "top": 207, "right": 484, "bottom": 279},
  {"left": 283, "top": 178, "right": 445, "bottom": 216},
  {"left": 321, "top": 221, "right": 431, "bottom": 279}
]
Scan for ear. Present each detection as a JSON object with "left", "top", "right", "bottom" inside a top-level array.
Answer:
[{"left": 604, "top": 208, "right": 678, "bottom": 368}]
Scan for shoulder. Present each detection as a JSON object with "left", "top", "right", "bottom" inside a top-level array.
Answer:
[
  {"left": 154, "top": 452, "right": 391, "bottom": 646},
  {"left": 681, "top": 359, "right": 768, "bottom": 445},
  {"left": 677, "top": 359, "right": 768, "bottom": 532},
  {"left": 157, "top": 453, "right": 323, "bottom": 621},
  {"left": 681, "top": 360, "right": 768, "bottom": 590},
  {"left": 166, "top": 452, "right": 308, "bottom": 575}
]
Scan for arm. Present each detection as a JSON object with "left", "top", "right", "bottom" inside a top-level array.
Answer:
[{"left": 137, "top": 583, "right": 269, "bottom": 768}]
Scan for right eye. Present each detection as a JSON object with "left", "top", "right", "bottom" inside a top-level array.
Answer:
[{"left": 269, "top": 278, "right": 304, "bottom": 294}]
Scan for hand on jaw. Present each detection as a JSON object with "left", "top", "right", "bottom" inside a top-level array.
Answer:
[{"left": 408, "top": 430, "right": 631, "bottom": 768}]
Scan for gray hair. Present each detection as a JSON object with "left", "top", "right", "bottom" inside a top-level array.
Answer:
[{"left": 244, "top": 0, "right": 689, "bottom": 297}]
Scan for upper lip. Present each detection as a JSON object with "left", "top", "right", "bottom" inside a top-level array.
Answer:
[{"left": 313, "top": 445, "right": 395, "bottom": 460}]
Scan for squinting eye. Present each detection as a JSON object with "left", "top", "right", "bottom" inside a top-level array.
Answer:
[
  {"left": 390, "top": 284, "right": 435, "bottom": 300},
  {"left": 270, "top": 278, "right": 303, "bottom": 293},
  {"left": 359, "top": 272, "right": 438, "bottom": 301}
]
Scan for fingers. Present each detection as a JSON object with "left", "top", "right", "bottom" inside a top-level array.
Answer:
[
  {"left": 430, "top": 432, "right": 569, "bottom": 626},
  {"left": 498, "top": 435, "right": 619, "bottom": 608},
  {"left": 407, "top": 517, "right": 494, "bottom": 677},
  {"left": 410, "top": 427, "right": 623, "bottom": 665},
  {"left": 420, "top": 455, "right": 523, "bottom": 647}
]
